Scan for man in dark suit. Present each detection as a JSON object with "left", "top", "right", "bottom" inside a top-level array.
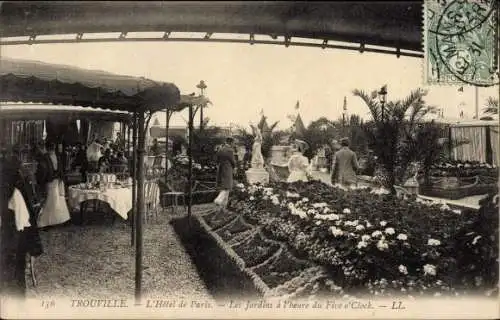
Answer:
[
  {"left": 331, "top": 138, "right": 359, "bottom": 187},
  {"left": 214, "top": 137, "right": 236, "bottom": 212}
]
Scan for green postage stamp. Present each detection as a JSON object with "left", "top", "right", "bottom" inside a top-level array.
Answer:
[{"left": 424, "top": 0, "right": 499, "bottom": 86}]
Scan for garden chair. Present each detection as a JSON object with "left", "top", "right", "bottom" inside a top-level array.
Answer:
[
  {"left": 144, "top": 178, "right": 160, "bottom": 222},
  {"left": 161, "top": 181, "right": 187, "bottom": 215}
]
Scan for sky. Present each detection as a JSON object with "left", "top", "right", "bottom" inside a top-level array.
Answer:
[{"left": 2, "top": 40, "right": 498, "bottom": 130}]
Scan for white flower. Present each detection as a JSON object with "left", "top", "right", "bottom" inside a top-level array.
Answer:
[
  {"left": 355, "top": 225, "right": 365, "bottom": 231},
  {"left": 423, "top": 264, "right": 437, "bottom": 276},
  {"left": 302, "top": 197, "right": 309, "bottom": 202},
  {"left": 427, "top": 238, "right": 441, "bottom": 246},
  {"left": 343, "top": 208, "right": 351, "bottom": 214},
  {"left": 357, "top": 241, "right": 368, "bottom": 249},
  {"left": 287, "top": 202, "right": 295, "bottom": 210},
  {"left": 384, "top": 227, "right": 395, "bottom": 235},
  {"left": 315, "top": 220, "right": 322, "bottom": 226},
  {"left": 472, "top": 235, "right": 482, "bottom": 245},
  {"left": 312, "top": 202, "right": 328, "bottom": 208},
  {"left": 452, "top": 209, "right": 462, "bottom": 215},
  {"left": 361, "top": 235, "right": 371, "bottom": 241},
  {"left": 376, "top": 239, "right": 389, "bottom": 251},
  {"left": 236, "top": 183, "right": 245, "bottom": 189},
  {"left": 249, "top": 196, "right": 255, "bottom": 201},
  {"left": 397, "top": 233, "right": 408, "bottom": 241},
  {"left": 323, "top": 207, "right": 331, "bottom": 214},
  {"left": 398, "top": 265, "right": 408, "bottom": 275},
  {"left": 379, "top": 221, "right": 387, "bottom": 227},
  {"left": 271, "top": 196, "right": 280, "bottom": 206},
  {"left": 330, "top": 227, "right": 344, "bottom": 237},
  {"left": 366, "top": 221, "right": 373, "bottom": 228},
  {"left": 307, "top": 209, "right": 318, "bottom": 216},
  {"left": 371, "top": 230, "right": 383, "bottom": 238}
]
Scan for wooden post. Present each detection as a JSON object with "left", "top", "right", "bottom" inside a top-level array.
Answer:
[
  {"left": 131, "top": 113, "right": 138, "bottom": 246},
  {"left": 164, "top": 110, "right": 171, "bottom": 183},
  {"left": 188, "top": 104, "right": 193, "bottom": 219},
  {"left": 135, "top": 110, "right": 146, "bottom": 303},
  {"left": 485, "top": 125, "right": 493, "bottom": 165}
]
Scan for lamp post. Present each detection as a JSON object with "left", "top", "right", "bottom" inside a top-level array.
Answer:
[
  {"left": 197, "top": 80, "right": 207, "bottom": 130},
  {"left": 378, "top": 85, "right": 388, "bottom": 120}
]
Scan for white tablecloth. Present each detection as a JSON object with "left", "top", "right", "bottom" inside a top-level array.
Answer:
[{"left": 67, "top": 186, "right": 132, "bottom": 219}]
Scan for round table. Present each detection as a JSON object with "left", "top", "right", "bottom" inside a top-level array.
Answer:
[{"left": 67, "top": 185, "right": 132, "bottom": 220}]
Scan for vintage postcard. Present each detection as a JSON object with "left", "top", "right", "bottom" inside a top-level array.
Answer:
[{"left": 0, "top": 1, "right": 499, "bottom": 319}]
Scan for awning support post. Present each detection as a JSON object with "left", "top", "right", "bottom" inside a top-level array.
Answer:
[
  {"left": 131, "top": 113, "right": 138, "bottom": 246},
  {"left": 187, "top": 104, "right": 193, "bottom": 222},
  {"left": 135, "top": 110, "right": 145, "bottom": 304}
]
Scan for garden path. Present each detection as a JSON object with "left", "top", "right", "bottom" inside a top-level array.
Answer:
[{"left": 27, "top": 207, "right": 213, "bottom": 300}]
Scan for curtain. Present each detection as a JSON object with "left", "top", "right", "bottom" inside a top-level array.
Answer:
[
  {"left": 490, "top": 127, "right": 499, "bottom": 166},
  {"left": 451, "top": 126, "right": 486, "bottom": 163}
]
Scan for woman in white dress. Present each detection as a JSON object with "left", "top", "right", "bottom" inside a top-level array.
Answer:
[
  {"left": 36, "top": 140, "right": 71, "bottom": 228},
  {"left": 286, "top": 139, "right": 311, "bottom": 183}
]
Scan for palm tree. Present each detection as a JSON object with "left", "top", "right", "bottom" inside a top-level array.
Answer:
[
  {"left": 353, "top": 87, "right": 436, "bottom": 193},
  {"left": 483, "top": 97, "right": 499, "bottom": 115}
]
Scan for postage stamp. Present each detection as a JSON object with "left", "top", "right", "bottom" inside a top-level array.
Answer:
[{"left": 424, "top": 0, "right": 499, "bottom": 86}]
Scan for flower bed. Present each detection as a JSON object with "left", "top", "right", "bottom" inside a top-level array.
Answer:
[{"left": 174, "top": 180, "right": 498, "bottom": 299}]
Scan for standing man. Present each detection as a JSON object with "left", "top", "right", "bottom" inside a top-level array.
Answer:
[
  {"left": 331, "top": 138, "right": 359, "bottom": 187},
  {"left": 214, "top": 137, "right": 236, "bottom": 213}
]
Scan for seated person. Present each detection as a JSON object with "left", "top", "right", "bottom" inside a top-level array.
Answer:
[
  {"left": 111, "top": 152, "right": 128, "bottom": 166},
  {"left": 98, "top": 149, "right": 112, "bottom": 172}
]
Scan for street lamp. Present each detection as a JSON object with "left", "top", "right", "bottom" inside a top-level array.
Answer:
[
  {"left": 197, "top": 80, "right": 207, "bottom": 129},
  {"left": 378, "top": 85, "right": 388, "bottom": 120}
]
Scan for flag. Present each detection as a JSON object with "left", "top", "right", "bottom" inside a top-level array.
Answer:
[
  {"left": 458, "top": 87, "right": 464, "bottom": 92},
  {"left": 295, "top": 101, "right": 300, "bottom": 110}
]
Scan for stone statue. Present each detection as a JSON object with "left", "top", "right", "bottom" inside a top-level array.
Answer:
[
  {"left": 246, "top": 124, "right": 269, "bottom": 185},
  {"left": 250, "top": 125, "right": 265, "bottom": 169}
]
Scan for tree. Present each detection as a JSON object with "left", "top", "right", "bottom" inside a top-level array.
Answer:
[
  {"left": 191, "top": 118, "right": 225, "bottom": 166},
  {"left": 353, "top": 87, "right": 436, "bottom": 193},
  {"left": 303, "top": 117, "right": 337, "bottom": 159},
  {"left": 483, "top": 97, "right": 499, "bottom": 115}
]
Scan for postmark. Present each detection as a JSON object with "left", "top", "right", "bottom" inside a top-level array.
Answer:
[{"left": 424, "top": 0, "right": 499, "bottom": 86}]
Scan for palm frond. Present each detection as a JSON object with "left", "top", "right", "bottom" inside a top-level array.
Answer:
[{"left": 352, "top": 89, "right": 381, "bottom": 121}]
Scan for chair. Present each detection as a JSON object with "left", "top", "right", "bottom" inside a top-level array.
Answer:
[
  {"left": 162, "top": 182, "right": 187, "bottom": 215},
  {"left": 143, "top": 178, "right": 161, "bottom": 222}
]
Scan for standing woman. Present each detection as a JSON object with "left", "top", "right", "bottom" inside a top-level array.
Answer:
[
  {"left": 286, "top": 139, "right": 311, "bottom": 183},
  {"left": 36, "top": 140, "right": 71, "bottom": 228},
  {"left": 213, "top": 137, "right": 236, "bottom": 212}
]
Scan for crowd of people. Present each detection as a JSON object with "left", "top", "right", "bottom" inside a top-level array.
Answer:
[{"left": 70, "top": 133, "right": 129, "bottom": 181}]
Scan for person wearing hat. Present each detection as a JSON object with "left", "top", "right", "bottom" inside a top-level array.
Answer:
[
  {"left": 331, "top": 138, "right": 359, "bottom": 187},
  {"left": 286, "top": 139, "right": 311, "bottom": 183},
  {"left": 214, "top": 136, "right": 236, "bottom": 212}
]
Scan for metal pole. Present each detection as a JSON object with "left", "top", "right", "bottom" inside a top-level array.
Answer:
[
  {"left": 188, "top": 105, "right": 193, "bottom": 219},
  {"left": 131, "top": 113, "right": 138, "bottom": 246},
  {"left": 135, "top": 111, "right": 146, "bottom": 303},
  {"left": 164, "top": 110, "right": 170, "bottom": 183}
]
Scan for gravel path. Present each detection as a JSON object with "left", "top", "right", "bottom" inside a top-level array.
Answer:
[{"left": 27, "top": 206, "right": 213, "bottom": 300}]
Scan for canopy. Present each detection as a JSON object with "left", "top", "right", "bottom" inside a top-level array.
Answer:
[
  {"left": 0, "top": 57, "right": 180, "bottom": 112},
  {"left": 0, "top": 1, "right": 422, "bottom": 53},
  {"left": 0, "top": 103, "right": 131, "bottom": 121}
]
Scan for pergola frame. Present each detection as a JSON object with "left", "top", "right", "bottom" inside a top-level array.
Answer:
[{"left": 0, "top": 32, "right": 423, "bottom": 58}]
